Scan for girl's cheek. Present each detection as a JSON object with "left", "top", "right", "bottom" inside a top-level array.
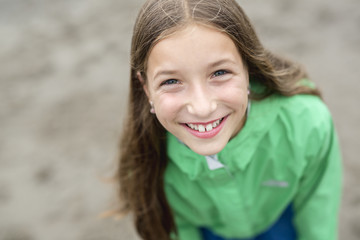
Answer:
[
  {"left": 156, "top": 94, "right": 184, "bottom": 115},
  {"left": 215, "top": 82, "right": 248, "bottom": 102}
]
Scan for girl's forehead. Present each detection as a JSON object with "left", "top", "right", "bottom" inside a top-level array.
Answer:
[
  {"left": 143, "top": 23, "right": 242, "bottom": 74},
  {"left": 146, "top": 24, "right": 245, "bottom": 78},
  {"left": 157, "top": 23, "right": 226, "bottom": 43},
  {"left": 149, "top": 23, "right": 239, "bottom": 60}
]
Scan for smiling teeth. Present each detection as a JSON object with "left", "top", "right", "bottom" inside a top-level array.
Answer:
[
  {"left": 198, "top": 125, "right": 205, "bottom": 132},
  {"left": 186, "top": 119, "right": 222, "bottom": 132}
]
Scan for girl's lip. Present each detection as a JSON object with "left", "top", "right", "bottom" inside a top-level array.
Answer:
[{"left": 181, "top": 115, "right": 229, "bottom": 139}]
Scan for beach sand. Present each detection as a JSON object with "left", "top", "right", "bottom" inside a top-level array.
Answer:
[{"left": 0, "top": 0, "right": 359, "bottom": 239}]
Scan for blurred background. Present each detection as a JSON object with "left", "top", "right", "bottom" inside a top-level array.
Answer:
[{"left": 0, "top": 0, "right": 359, "bottom": 239}]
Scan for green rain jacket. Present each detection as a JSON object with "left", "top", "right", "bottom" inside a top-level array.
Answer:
[{"left": 164, "top": 93, "right": 342, "bottom": 240}]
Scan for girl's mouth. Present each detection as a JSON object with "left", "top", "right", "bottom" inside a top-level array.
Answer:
[
  {"left": 182, "top": 116, "right": 228, "bottom": 139},
  {"left": 185, "top": 117, "right": 224, "bottom": 132}
]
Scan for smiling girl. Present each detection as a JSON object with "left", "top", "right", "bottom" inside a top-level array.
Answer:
[{"left": 115, "top": 1, "right": 342, "bottom": 240}]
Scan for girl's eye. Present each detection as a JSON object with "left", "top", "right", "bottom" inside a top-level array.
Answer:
[
  {"left": 213, "top": 70, "right": 228, "bottom": 77},
  {"left": 161, "top": 79, "right": 179, "bottom": 86}
]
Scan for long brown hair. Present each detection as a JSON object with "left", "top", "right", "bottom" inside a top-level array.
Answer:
[{"left": 116, "top": 0, "right": 321, "bottom": 239}]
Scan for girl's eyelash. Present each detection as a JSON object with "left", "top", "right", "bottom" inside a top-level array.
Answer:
[
  {"left": 160, "top": 79, "right": 179, "bottom": 86},
  {"left": 213, "top": 70, "right": 228, "bottom": 77},
  {"left": 159, "top": 70, "right": 229, "bottom": 86}
]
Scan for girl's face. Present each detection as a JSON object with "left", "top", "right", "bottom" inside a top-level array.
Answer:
[{"left": 144, "top": 24, "right": 249, "bottom": 156}]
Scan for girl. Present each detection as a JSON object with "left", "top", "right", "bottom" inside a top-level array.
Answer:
[{"left": 116, "top": 0, "right": 342, "bottom": 239}]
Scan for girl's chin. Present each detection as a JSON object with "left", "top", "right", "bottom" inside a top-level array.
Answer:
[{"left": 184, "top": 140, "right": 228, "bottom": 156}]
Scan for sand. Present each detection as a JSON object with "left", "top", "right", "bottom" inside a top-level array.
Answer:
[{"left": 0, "top": 0, "right": 359, "bottom": 239}]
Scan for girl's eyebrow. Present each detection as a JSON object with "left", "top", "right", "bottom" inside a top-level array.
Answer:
[
  {"left": 153, "top": 70, "right": 179, "bottom": 80},
  {"left": 153, "top": 59, "right": 237, "bottom": 80},
  {"left": 208, "top": 58, "right": 237, "bottom": 68}
]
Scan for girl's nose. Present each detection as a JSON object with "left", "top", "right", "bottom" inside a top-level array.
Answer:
[{"left": 186, "top": 85, "right": 217, "bottom": 118}]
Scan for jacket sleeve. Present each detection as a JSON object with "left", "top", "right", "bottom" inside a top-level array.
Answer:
[
  {"left": 170, "top": 220, "right": 202, "bottom": 240},
  {"left": 165, "top": 184, "right": 203, "bottom": 240},
  {"left": 293, "top": 114, "right": 342, "bottom": 240},
  {"left": 167, "top": 206, "right": 202, "bottom": 240}
]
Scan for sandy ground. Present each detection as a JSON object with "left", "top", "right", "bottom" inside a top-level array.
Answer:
[{"left": 0, "top": 0, "right": 359, "bottom": 239}]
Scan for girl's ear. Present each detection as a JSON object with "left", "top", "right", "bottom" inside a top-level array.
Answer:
[{"left": 137, "top": 71, "right": 150, "bottom": 99}]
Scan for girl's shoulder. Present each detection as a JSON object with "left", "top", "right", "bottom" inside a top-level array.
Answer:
[
  {"left": 275, "top": 93, "right": 332, "bottom": 126},
  {"left": 250, "top": 78, "right": 329, "bottom": 123},
  {"left": 253, "top": 92, "right": 332, "bottom": 127},
  {"left": 249, "top": 92, "right": 334, "bottom": 148}
]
